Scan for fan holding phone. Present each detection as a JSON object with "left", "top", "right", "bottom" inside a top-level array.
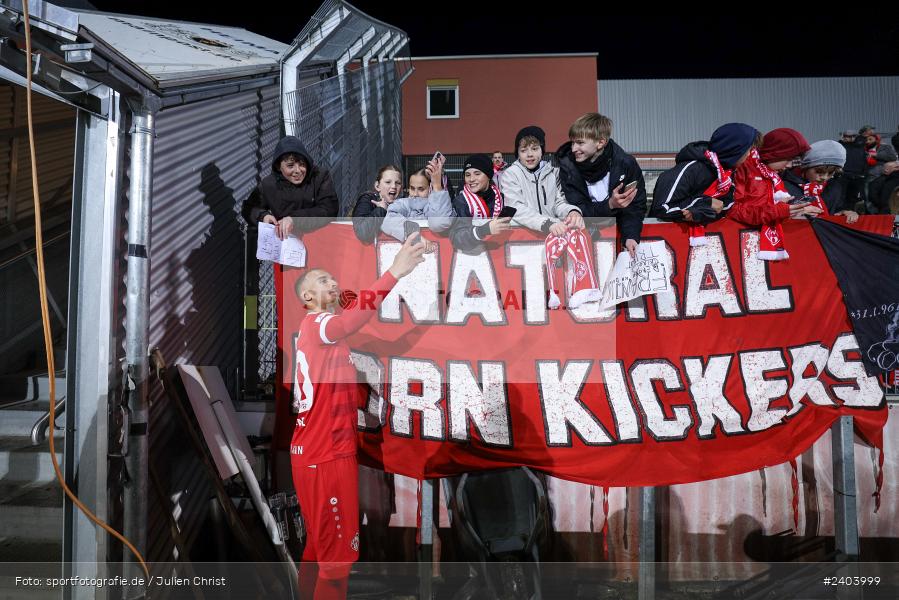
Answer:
[
  {"left": 378, "top": 151, "right": 456, "bottom": 252},
  {"left": 448, "top": 153, "right": 514, "bottom": 252}
]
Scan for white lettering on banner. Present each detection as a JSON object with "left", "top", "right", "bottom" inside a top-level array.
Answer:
[
  {"left": 370, "top": 338, "right": 877, "bottom": 443},
  {"left": 446, "top": 251, "right": 505, "bottom": 325},
  {"left": 827, "top": 333, "right": 884, "bottom": 407},
  {"left": 378, "top": 242, "right": 441, "bottom": 323},
  {"left": 351, "top": 351, "right": 387, "bottom": 431},
  {"left": 447, "top": 362, "right": 512, "bottom": 447},
  {"left": 537, "top": 361, "right": 613, "bottom": 446},
  {"left": 626, "top": 240, "right": 680, "bottom": 320},
  {"left": 570, "top": 240, "right": 618, "bottom": 322},
  {"left": 685, "top": 235, "right": 744, "bottom": 318},
  {"left": 788, "top": 344, "right": 836, "bottom": 414},
  {"left": 506, "top": 243, "right": 549, "bottom": 324},
  {"left": 683, "top": 355, "right": 745, "bottom": 438},
  {"left": 740, "top": 350, "right": 789, "bottom": 431},
  {"left": 365, "top": 235, "right": 803, "bottom": 326},
  {"left": 741, "top": 231, "right": 793, "bottom": 312},
  {"left": 599, "top": 361, "right": 641, "bottom": 441},
  {"left": 389, "top": 358, "right": 445, "bottom": 440},
  {"left": 600, "top": 241, "right": 671, "bottom": 310},
  {"left": 630, "top": 360, "right": 693, "bottom": 440}
]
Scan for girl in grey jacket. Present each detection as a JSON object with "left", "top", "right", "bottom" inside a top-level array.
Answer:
[{"left": 381, "top": 157, "right": 454, "bottom": 252}]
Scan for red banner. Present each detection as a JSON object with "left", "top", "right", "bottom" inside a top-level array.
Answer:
[{"left": 274, "top": 217, "right": 891, "bottom": 487}]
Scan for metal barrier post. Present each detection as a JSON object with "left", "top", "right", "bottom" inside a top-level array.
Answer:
[
  {"left": 419, "top": 478, "right": 436, "bottom": 600},
  {"left": 639, "top": 486, "right": 656, "bottom": 600},
  {"left": 832, "top": 416, "right": 860, "bottom": 559}
]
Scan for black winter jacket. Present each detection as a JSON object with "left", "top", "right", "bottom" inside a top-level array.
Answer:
[
  {"left": 556, "top": 140, "right": 645, "bottom": 243},
  {"left": 241, "top": 137, "right": 338, "bottom": 232},
  {"left": 351, "top": 191, "right": 388, "bottom": 244},
  {"left": 839, "top": 139, "right": 868, "bottom": 178},
  {"left": 650, "top": 141, "right": 734, "bottom": 223},
  {"left": 781, "top": 169, "right": 848, "bottom": 215},
  {"left": 448, "top": 189, "right": 498, "bottom": 253}
]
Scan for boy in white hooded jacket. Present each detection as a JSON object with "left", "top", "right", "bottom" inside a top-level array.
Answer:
[{"left": 498, "top": 125, "right": 584, "bottom": 235}]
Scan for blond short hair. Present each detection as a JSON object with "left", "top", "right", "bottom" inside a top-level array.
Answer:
[{"left": 569, "top": 113, "right": 613, "bottom": 142}]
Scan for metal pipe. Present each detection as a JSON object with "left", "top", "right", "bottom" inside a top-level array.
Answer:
[
  {"left": 418, "top": 479, "right": 435, "bottom": 600},
  {"left": 31, "top": 396, "right": 65, "bottom": 445},
  {"left": 639, "top": 486, "right": 656, "bottom": 600},
  {"left": 832, "top": 416, "right": 859, "bottom": 559},
  {"left": 122, "top": 105, "right": 155, "bottom": 600}
]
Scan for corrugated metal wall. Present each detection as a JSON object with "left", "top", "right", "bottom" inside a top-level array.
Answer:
[
  {"left": 0, "top": 81, "right": 75, "bottom": 374},
  {"left": 144, "top": 84, "right": 281, "bottom": 564},
  {"left": 598, "top": 77, "right": 899, "bottom": 154}
]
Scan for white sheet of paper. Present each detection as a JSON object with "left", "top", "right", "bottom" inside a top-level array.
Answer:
[
  {"left": 600, "top": 240, "right": 670, "bottom": 309},
  {"left": 256, "top": 222, "right": 282, "bottom": 262},
  {"left": 279, "top": 236, "right": 307, "bottom": 268},
  {"left": 255, "top": 222, "right": 307, "bottom": 267}
]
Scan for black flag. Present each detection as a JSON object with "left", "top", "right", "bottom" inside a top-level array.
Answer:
[{"left": 811, "top": 218, "right": 899, "bottom": 377}]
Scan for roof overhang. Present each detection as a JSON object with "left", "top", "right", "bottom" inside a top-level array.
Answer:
[{"left": 0, "top": 1, "right": 288, "bottom": 112}]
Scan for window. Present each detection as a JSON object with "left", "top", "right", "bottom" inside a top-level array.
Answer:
[{"left": 426, "top": 79, "right": 459, "bottom": 119}]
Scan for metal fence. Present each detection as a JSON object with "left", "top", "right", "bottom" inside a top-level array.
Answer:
[
  {"left": 284, "top": 61, "right": 404, "bottom": 216},
  {"left": 257, "top": 261, "right": 277, "bottom": 385},
  {"left": 256, "top": 59, "right": 406, "bottom": 388}
]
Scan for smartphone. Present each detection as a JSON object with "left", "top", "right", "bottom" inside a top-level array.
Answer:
[
  {"left": 404, "top": 220, "right": 421, "bottom": 245},
  {"left": 789, "top": 195, "right": 813, "bottom": 205},
  {"left": 432, "top": 150, "right": 443, "bottom": 162},
  {"left": 498, "top": 206, "right": 517, "bottom": 219},
  {"left": 621, "top": 181, "right": 638, "bottom": 193}
]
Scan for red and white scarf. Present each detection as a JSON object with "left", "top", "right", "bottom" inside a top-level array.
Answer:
[
  {"left": 461, "top": 184, "right": 503, "bottom": 219},
  {"left": 689, "top": 150, "right": 734, "bottom": 247},
  {"left": 544, "top": 229, "right": 601, "bottom": 309},
  {"left": 753, "top": 149, "right": 790, "bottom": 261},
  {"left": 802, "top": 182, "right": 829, "bottom": 215}
]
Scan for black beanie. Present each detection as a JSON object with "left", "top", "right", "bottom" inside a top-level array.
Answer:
[
  {"left": 463, "top": 154, "right": 493, "bottom": 179},
  {"left": 514, "top": 125, "right": 546, "bottom": 156}
]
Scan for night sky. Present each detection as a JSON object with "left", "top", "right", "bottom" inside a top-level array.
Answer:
[{"left": 84, "top": 2, "right": 898, "bottom": 79}]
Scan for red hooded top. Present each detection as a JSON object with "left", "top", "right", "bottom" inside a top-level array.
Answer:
[{"left": 728, "top": 129, "right": 809, "bottom": 226}]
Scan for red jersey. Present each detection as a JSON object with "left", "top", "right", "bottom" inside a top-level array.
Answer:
[{"left": 290, "top": 272, "right": 397, "bottom": 467}]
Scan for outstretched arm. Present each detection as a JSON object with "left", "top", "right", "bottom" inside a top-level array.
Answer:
[{"left": 320, "top": 237, "right": 426, "bottom": 341}]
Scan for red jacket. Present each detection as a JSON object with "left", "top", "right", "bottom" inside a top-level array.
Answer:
[{"left": 728, "top": 158, "right": 791, "bottom": 226}]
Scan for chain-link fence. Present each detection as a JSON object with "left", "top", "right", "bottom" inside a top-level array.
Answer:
[
  {"left": 285, "top": 61, "right": 404, "bottom": 216},
  {"left": 251, "top": 58, "right": 406, "bottom": 389},
  {"left": 257, "top": 261, "right": 277, "bottom": 384}
]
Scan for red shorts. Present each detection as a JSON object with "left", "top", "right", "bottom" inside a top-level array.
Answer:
[{"left": 291, "top": 454, "right": 360, "bottom": 579}]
